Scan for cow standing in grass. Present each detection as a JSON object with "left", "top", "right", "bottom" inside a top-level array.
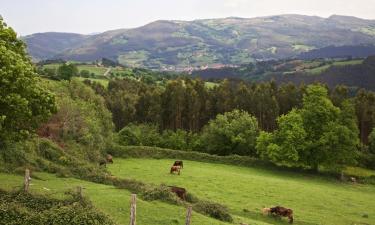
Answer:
[
  {"left": 169, "top": 186, "right": 187, "bottom": 200},
  {"left": 173, "top": 160, "right": 183, "bottom": 168},
  {"left": 107, "top": 154, "right": 113, "bottom": 163},
  {"left": 170, "top": 166, "right": 181, "bottom": 175},
  {"left": 263, "top": 206, "right": 294, "bottom": 223}
]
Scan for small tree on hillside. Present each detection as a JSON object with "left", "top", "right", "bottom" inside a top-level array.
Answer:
[
  {"left": 257, "top": 109, "right": 308, "bottom": 167},
  {"left": 57, "top": 63, "right": 78, "bottom": 80},
  {"left": 202, "top": 109, "right": 259, "bottom": 156}
]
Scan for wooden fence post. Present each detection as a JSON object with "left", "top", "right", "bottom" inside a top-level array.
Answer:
[
  {"left": 129, "top": 194, "right": 136, "bottom": 225},
  {"left": 24, "top": 169, "right": 30, "bottom": 192},
  {"left": 185, "top": 206, "right": 192, "bottom": 225},
  {"left": 76, "top": 186, "right": 83, "bottom": 197}
]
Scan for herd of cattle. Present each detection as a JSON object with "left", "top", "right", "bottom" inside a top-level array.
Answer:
[{"left": 100, "top": 157, "right": 294, "bottom": 223}]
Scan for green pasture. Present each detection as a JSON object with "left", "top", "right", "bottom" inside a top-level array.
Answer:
[
  {"left": 306, "top": 60, "right": 364, "bottom": 74},
  {"left": 109, "top": 158, "right": 375, "bottom": 225},
  {"left": 77, "top": 77, "right": 109, "bottom": 87},
  {"left": 0, "top": 172, "right": 229, "bottom": 225},
  {"left": 77, "top": 65, "right": 108, "bottom": 75},
  {"left": 42, "top": 63, "right": 108, "bottom": 76}
]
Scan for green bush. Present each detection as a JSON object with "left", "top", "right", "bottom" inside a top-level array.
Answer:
[
  {"left": 118, "top": 123, "right": 161, "bottom": 146},
  {"left": 201, "top": 109, "right": 259, "bottom": 156},
  {"left": 360, "top": 175, "right": 375, "bottom": 185},
  {"left": 193, "top": 200, "right": 233, "bottom": 222},
  {"left": 0, "top": 189, "right": 115, "bottom": 225},
  {"left": 358, "top": 151, "right": 375, "bottom": 170},
  {"left": 143, "top": 185, "right": 180, "bottom": 204}
]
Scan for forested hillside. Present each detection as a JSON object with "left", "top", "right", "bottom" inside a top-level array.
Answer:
[
  {"left": 23, "top": 15, "right": 375, "bottom": 69},
  {"left": 193, "top": 56, "right": 375, "bottom": 90}
]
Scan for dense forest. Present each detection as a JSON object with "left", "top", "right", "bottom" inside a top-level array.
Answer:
[
  {"left": 193, "top": 56, "right": 375, "bottom": 90},
  {"left": 77, "top": 76, "right": 375, "bottom": 170}
]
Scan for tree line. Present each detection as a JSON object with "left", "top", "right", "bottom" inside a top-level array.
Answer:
[
  {"left": 85, "top": 77, "right": 375, "bottom": 144},
  {"left": 83, "top": 76, "right": 375, "bottom": 171}
]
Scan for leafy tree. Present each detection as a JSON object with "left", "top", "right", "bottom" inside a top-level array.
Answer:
[
  {"left": 161, "top": 79, "right": 186, "bottom": 130},
  {"left": 160, "top": 129, "right": 190, "bottom": 150},
  {"left": 257, "top": 85, "right": 359, "bottom": 172},
  {"left": 38, "top": 79, "right": 113, "bottom": 155},
  {"left": 118, "top": 123, "right": 160, "bottom": 146},
  {"left": 0, "top": 18, "right": 56, "bottom": 147},
  {"left": 79, "top": 69, "right": 91, "bottom": 78},
  {"left": 202, "top": 109, "right": 259, "bottom": 156},
  {"left": 277, "top": 82, "right": 303, "bottom": 115},
  {"left": 355, "top": 89, "right": 375, "bottom": 144},
  {"left": 57, "top": 63, "right": 78, "bottom": 80},
  {"left": 299, "top": 84, "right": 340, "bottom": 169},
  {"left": 368, "top": 128, "right": 375, "bottom": 154},
  {"left": 257, "top": 109, "right": 307, "bottom": 166},
  {"left": 106, "top": 91, "right": 138, "bottom": 131},
  {"left": 251, "top": 82, "right": 279, "bottom": 131},
  {"left": 330, "top": 85, "right": 349, "bottom": 107}
]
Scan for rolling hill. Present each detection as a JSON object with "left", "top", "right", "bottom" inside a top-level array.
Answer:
[{"left": 23, "top": 14, "right": 375, "bottom": 69}]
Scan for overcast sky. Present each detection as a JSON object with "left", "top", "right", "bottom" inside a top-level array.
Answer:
[{"left": 2, "top": 0, "right": 375, "bottom": 36}]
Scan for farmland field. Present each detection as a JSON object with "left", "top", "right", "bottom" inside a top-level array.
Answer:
[
  {"left": 42, "top": 64, "right": 108, "bottom": 76},
  {"left": 306, "top": 59, "right": 364, "bottom": 74},
  {"left": 109, "top": 158, "right": 375, "bottom": 225},
  {"left": 77, "top": 65, "right": 108, "bottom": 75},
  {"left": 77, "top": 77, "right": 109, "bottom": 87},
  {"left": 0, "top": 172, "right": 229, "bottom": 225}
]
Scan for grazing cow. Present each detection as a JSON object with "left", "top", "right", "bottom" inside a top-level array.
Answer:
[
  {"left": 106, "top": 154, "right": 113, "bottom": 163},
  {"left": 262, "top": 207, "right": 271, "bottom": 215},
  {"left": 173, "top": 160, "right": 184, "bottom": 168},
  {"left": 169, "top": 186, "right": 186, "bottom": 200},
  {"left": 170, "top": 166, "right": 181, "bottom": 175},
  {"left": 350, "top": 177, "right": 357, "bottom": 183},
  {"left": 263, "top": 206, "right": 294, "bottom": 223}
]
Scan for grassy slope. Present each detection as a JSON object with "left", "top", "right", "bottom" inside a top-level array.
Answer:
[
  {"left": 0, "top": 172, "right": 230, "bottom": 225},
  {"left": 307, "top": 60, "right": 364, "bottom": 74},
  {"left": 43, "top": 64, "right": 108, "bottom": 76},
  {"left": 109, "top": 158, "right": 375, "bottom": 225},
  {"left": 77, "top": 77, "right": 109, "bottom": 87}
]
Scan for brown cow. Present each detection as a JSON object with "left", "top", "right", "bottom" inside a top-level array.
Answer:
[
  {"left": 169, "top": 186, "right": 186, "bottom": 200},
  {"left": 173, "top": 160, "right": 183, "bottom": 168},
  {"left": 106, "top": 154, "right": 113, "bottom": 163},
  {"left": 170, "top": 166, "right": 181, "bottom": 175},
  {"left": 263, "top": 206, "right": 294, "bottom": 223}
]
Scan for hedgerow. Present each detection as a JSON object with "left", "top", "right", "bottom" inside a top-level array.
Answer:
[{"left": 0, "top": 189, "right": 115, "bottom": 225}]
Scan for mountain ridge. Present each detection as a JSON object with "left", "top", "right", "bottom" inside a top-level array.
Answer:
[{"left": 23, "top": 14, "right": 375, "bottom": 69}]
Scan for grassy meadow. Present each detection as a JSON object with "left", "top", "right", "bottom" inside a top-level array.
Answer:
[
  {"left": 306, "top": 59, "right": 364, "bottom": 74},
  {"left": 0, "top": 172, "right": 230, "bottom": 225},
  {"left": 43, "top": 63, "right": 109, "bottom": 76},
  {"left": 108, "top": 158, "right": 375, "bottom": 225}
]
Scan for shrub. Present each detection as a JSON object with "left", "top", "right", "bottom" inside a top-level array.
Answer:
[
  {"left": 193, "top": 200, "right": 233, "bottom": 222},
  {"left": 358, "top": 151, "right": 375, "bottom": 170},
  {"left": 201, "top": 109, "right": 259, "bottom": 156},
  {"left": 160, "top": 129, "right": 190, "bottom": 150},
  {"left": 143, "top": 185, "right": 180, "bottom": 204},
  {"left": 0, "top": 189, "right": 114, "bottom": 225},
  {"left": 118, "top": 123, "right": 161, "bottom": 146}
]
